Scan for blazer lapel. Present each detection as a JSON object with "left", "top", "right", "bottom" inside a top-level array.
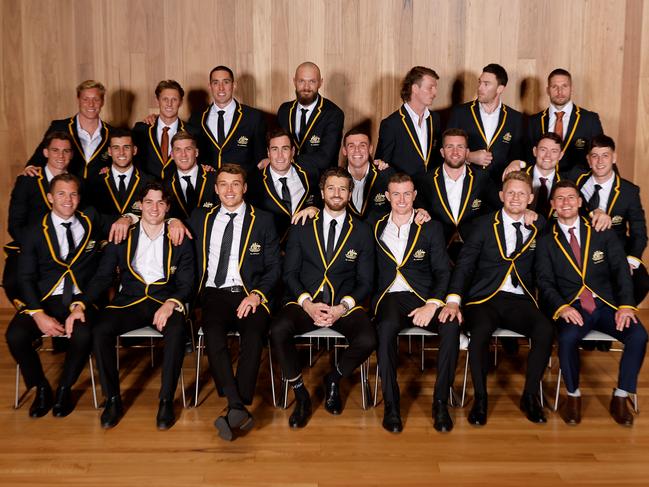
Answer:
[
  {"left": 43, "top": 214, "right": 63, "bottom": 262},
  {"left": 262, "top": 167, "right": 291, "bottom": 215},
  {"left": 399, "top": 105, "right": 426, "bottom": 161},
  {"left": 374, "top": 214, "right": 397, "bottom": 263}
]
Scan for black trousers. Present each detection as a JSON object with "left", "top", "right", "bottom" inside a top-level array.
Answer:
[
  {"left": 271, "top": 303, "right": 377, "bottom": 381},
  {"left": 463, "top": 292, "right": 553, "bottom": 397},
  {"left": 201, "top": 288, "right": 269, "bottom": 405},
  {"left": 92, "top": 300, "right": 186, "bottom": 400},
  {"left": 376, "top": 292, "right": 460, "bottom": 407},
  {"left": 5, "top": 295, "right": 93, "bottom": 389}
]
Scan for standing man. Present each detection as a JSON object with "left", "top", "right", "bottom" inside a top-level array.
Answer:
[
  {"left": 375, "top": 66, "right": 442, "bottom": 176},
  {"left": 275, "top": 62, "right": 344, "bottom": 174},
  {"left": 440, "top": 172, "right": 553, "bottom": 426},
  {"left": 447, "top": 64, "right": 525, "bottom": 183},
  {"left": 271, "top": 167, "right": 376, "bottom": 429},
  {"left": 372, "top": 173, "right": 460, "bottom": 434},
  {"left": 189, "top": 66, "right": 267, "bottom": 174},
  {"left": 536, "top": 180, "right": 647, "bottom": 426},
  {"left": 527, "top": 69, "right": 603, "bottom": 175},
  {"left": 188, "top": 164, "right": 280, "bottom": 441}
]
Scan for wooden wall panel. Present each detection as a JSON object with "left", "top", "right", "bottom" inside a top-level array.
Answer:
[{"left": 0, "top": 0, "right": 647, "bottom": 306}]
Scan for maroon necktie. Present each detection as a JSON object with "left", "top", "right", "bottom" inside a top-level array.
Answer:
[
  {"left": 161, "top": 126, "right": 170, "bottom": 164},
  {"left": 568, "top": 226, "right": 596, "bottom": 314}
]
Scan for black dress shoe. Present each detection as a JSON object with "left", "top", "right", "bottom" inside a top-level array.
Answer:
[
  {"left": 520, "top": 392, "right": 547, "bottom": 424},
  {"left": 467, "top": 395, "right": 488, "bottom": 426},
  {"left": 214, "top": 406, "right": 255, "bottom": 441},
  {"left": 52, "top": 386, "right": 74, "bottom": 417},
  {"left": 288, "top": 397, "right": 312, "bottom": 428},
  {"left": 100, "top": 396, "right": 123, "bottom": 429},
  {"left": 156, "top": 398, "right": 176, "bottom": 430},
  {"left": 29, "top": 383, "right": 53, "bottom": 418},
  {"left": 610, "top": 395, "right": 634, "bottom": 426},
  {"left": 382, "top": 406, "right": 403, "bottom": 434},
  {"left": 433, "top": 400, "right": 453, "bottom": 433},
  {"left": 323, "top": 378, "right": 342, "bottom": 415}
]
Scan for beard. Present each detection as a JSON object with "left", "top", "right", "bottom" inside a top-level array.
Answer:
[
  {"left": 324, "top": 198, "right": 347, "bottom": 212},
  {"left": 296, "top": 89, "right": 318, "bottom": 105}
]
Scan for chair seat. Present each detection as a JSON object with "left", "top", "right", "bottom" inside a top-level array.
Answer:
[
  {"left": 582, "top": 330, "right": 617, "bottom": 342},
  {"left": 398, "top": 327, "right": 438, "bottom": 337},
  {"left": 119, "top": 326, "right": 162, "bottom": 338},
  {"left": 492, "top": 328, "right": 526, "bottom": 338},
  {"left": 295, "top": 328, "right": 345, "bottom": 339}
]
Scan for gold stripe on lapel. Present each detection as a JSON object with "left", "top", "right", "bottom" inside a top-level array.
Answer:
[
  {"left": 238, "top": 206, "right": 256, "bottom": 269},
  {"left": 171, "top": 174, "right": 189, "bottom": 218},
  {"left": 607, "top": 174, "right": 621, "bottom": 214},
  {"left": 199, "top": 205, "right": 220, "bottom": 291},
  {"left": 262, "top": 167, "right": 291, "bottom": 216},
  {"left": 290, "top": 97, "right": 324, "bottom": 153},
  {"left": 398, "top": 106, "right": 431, "bottom": 166},
  {"left": 104, "top": 169, "right": 141, "bottom": 214},
  {"left": 126, "top": 226, "right": 147, "bottom": 284},
  {"left": 373, "top": 214, "right": 397, "bottom": 264},
  {"left": 36, "top": 168, "right": 52, "bottom": 210},
  {"left": 469, "top": 100, "right": 508, "bottom": 151}
]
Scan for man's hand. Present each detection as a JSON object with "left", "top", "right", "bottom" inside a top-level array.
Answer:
[
  {"left": 33, "top": 311, "right": 65, "bottom": 337},
  {"left": 142, "top": 113, "right": 157, "bottom": 126},
  {"left": 615, "top": 308, "right": 638, "bottom": 331},
  {"left": 201, "top": 164, "right": 215, "bottom": 173},
  {"left": 559, "top": 306, "right": 584, "bottom": 326},
  {"left": 236, "top": 293, "right": 261, "bottom": 319},
  {"left": 373, "top": 159, "right": 390, "bottom": 171},
  {"left": 326, "top": 304, "right": 346, "bottom": 325},
  {"left": 303, "top": 300, "right": 332, "bottom": 327},
  {"left": 22, "top": 165, "right": 41, "bottom": 177},
  {"left": 438, "top": 302, "right": 462, "bottom": 324},
  {"left": 109, "top": 216, "right": 134, "bottom": 243},
  {"left": 291, "top": 206, "right": 319, "bottom": 225},
  {"left": 257, "top": 158, "right": 270, "bottom": 170},
  {"left": 408, "top": 302, "right": 438, "bottom": 327},
  {"left": 153, "top": 301, "right": 176, "bottom": 331},
  {"left": 468, "top": 150, "right": 493, "bottom": 168},
  {"left": 167, "top": 218, "right": 193, "bottom": 246},
  {"left": 65, "top": 306, "right": 86, "bottom": 336},
  {"left": 502, "top": 160, "right": 524, "bottom": 180},
  {"left": 414, "top": 208, "right": 431, "bottom": 224},
  {"left": 523, "top": 209, "right": 539, "bottom": 227},
  {"left": 591, "top": 209, "right": 612, "bottom": 232}
]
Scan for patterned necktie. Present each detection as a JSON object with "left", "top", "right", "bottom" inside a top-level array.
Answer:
[
  {"left": 298, "top": 108, "right": 308, "bottom": 142},
  {"left": 321, "top": 219, "right": 337, "bottom": 305},
  {"left": 568, "top": 226, "right": 596, "bottom": 314},
  {"left": 182, "top": 175, "right": 197, "bottom": 210},
  {"left": 61, "top": 222, "right": 76, "bottom": 306},
  {"left": 279, "top": 177, "right": 292, "bottom": 213},
  {"left": 588, "top": 184, "right": 602, "bottom": 212},
  {"left": 217, "top": 110, "right": 226, "bottom": 145},
  {"left": 213, "top": 212, "right": 237, "bottom": 287},
  {"left": 161, "top": 126, "right": 170, "bottom": 164},
  {"left": 554, "top": 111, "right": 564, "bottom": 140},
  {"left": 510, "top": 222, "right": 523, "bottom": 288}
]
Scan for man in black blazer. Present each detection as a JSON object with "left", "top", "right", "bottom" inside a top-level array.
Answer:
[
  {"left": 67, "top": 182, "right": 195, "bottom": 430},
  {"left": 187, "top": 164, "right": 280, "bottom": 441},
  {"left": 440, "top": 171, "right": 553, "bottom": 425},
  {"left": 371, "top": 173, "right": 459, "bottom": 434},
  {"left": 527, "top": 69, "right": 603, "bottom": 175},
  {"left": 375, "top": 66, "right": 442, "bottom": 176},
  {"left": 446, "top": 64, "right": 525, "bottom": 183},
  {"left": 275, "top": 62, "right": 344, "bottom": 174},
  {"left": 133, "top": 80, "right": 195, "bottom": 180},
  {"left": 189, "top": 66, "right": 266, "bottom": 174},
  {"left": 26, "top": 80, "right": 112, "bottom": 180},
  {"left": 536, "top": 180, "right": 647, "bottom": 426},
  {"left": 271, "top": 167, "right": 376, "bottom": 428},
  {"left": 5, "top": 174, "right": 104, "bottom": 418}
]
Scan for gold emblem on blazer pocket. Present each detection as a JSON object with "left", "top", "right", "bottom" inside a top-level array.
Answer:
[
  {"left": 502, "top": 132, "right": 512, "bottom": 143},
  {"left": 237, "top": 136, "right": 249, "bottom": 146},
  {"left": 592, "top": 250, "right": 605, "bottom": 263},
  {"left": 249, "top": 242, "right": 262, "bottom": 254},
  {"left": 345, "top": 249, "right": 357, "bottom": 261},
  {"left": 309, "top": 135, "right": 321, "bottom": 146},
  {"left": 413, "top": 249, "right": 426, "bottom": 260}
]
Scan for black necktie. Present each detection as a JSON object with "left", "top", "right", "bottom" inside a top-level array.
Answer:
[
  {"left": 298, "top": 108, "right": 308, "bottom": 141},
  {"left": 536, "top": 177, "right": 549, "bottom": 216},
  {"left": 117, "top": 174, "right": 127, "bottom": 202},
  {"left": 588, "top": 184, "right": 602, "bottom": 212},
  {"left": 182, "top": 175, "right": 197, "bottom": 210},
  {"left": 213, "top": 212, "right": 237, "bottom": 287},
  {"left": 321, "top": 219, "right": 337, "bottom": 305},
  {"left": 510, "top": 221, "right": 523, "bottom": 288},
  {"left": 217, "top": 109, "right": 226, "bottom": 145},
  {"left": 278, "top": 177, "right": 292, "bottom": 213},
  {"left": 61, "top": 222, "right": 76, "bottom": 306}
]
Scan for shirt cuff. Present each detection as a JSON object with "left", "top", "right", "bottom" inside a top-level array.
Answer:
[
  {"left": 341, "top": 296, "right": 356, "bottom": 311},
  {"left": 426, "top": 298, "right": 445, "bottom": 307},
  {"left": 445, "top": 294, "right": 461, "bottom": 305},
  {"left": 123, "top": 212, "right": 139, "bottom": 224},
  {"left": 297, "top": 293, "right": 312, "bottom": 307},
  {"left": 69, "top": 301, "right": 85, "bottom": 312},
  {"left": 627, "top": 256, "right": 641, "bottom": 269},
  {"left": 26, "top": 308, "right": 44, "bottom": 316},
  {"left": 165, "top": 298, "right": 185, "bottom": 314}
]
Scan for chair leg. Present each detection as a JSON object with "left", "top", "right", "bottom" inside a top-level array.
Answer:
[
  {"left": 373, "top": 362, "right": 380, "bottom": 407},
  {"left": 554, "top": 368, "right": 562, "bottom": 412},
  {"left": 308, "top": 338, "right": 313, "bottom": 367},
  {"left": 89, "top": 356, "right": 98, "bottom": 409},
  {"left": 116, "top": 337, "right": 120, "bottom": 370},
  {"left": 180, "top": 368, "right": 187, "bottom": 408},
  {"left": 539, "top": 380, "right": 544, "bottom": 408},
  {"left": 461, "top": 349, "right": 469, "bottom": 408},
  {"left": 493, "top": 337, "right": 498, "bottom": 366},
  {"left": 360, "top": 362, "right": 366, "bottom": 410},
  {"left": 267, "top": 345, "right": 277, "bottom": 408},
  {"left": 14, "top": 365, "right": 20, "bottom": 409},
  {"left": 420, "top": 336, "right": 425, "bottom": 372},
  {"left": 282, "top": 376, "right": 289, "bottom": 409},
  {"left": 408, "top": 335, "right": 412, "bottom": 354},
  {"left": 150, "top": 337, "right": 155, "bottom": 367},
  {"left": 194, "top": 334, "right": 203, "bottom": 407}
]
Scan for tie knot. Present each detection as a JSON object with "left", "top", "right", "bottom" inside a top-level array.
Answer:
[
  {"left": 162, "top": 126, "right": 170, "bottom": 133},
  {"left": 218, "top": 110, "right": 225, "bottom": 117},
  {"left": 330, "top": 219, "right": 338, "bottom": 228},
  {"left": 539, "top": 177, "right": 547, "bottom": 185},
  {"left": 594, "top": 184, "right": 602, "bottom": 191},
  {"left": 226, "top": 212, "right": 237, "bottom": 220},
  {"left": 301, "top": 108, "right": 308, "bottom": 114},
  {"left": 569, "top": 226, "right": 577, "bottom": 236},
  {"left": 182, "top": 175, "right": 191, "bottom": 183},
  {"left": 279, "top": 177, "right": 288, "bottom": 184},
  {"left": 118, "top": 174, "right": 126, "bottom": 180},
  {"left": 61, "top": 222, "right": 72, "bottom": 229},
  {"left": 556, "top": 111, "right": 564, "bottom": 119},
  {"left": 512, "top": 222, "right": 522, "bottom": 230}
]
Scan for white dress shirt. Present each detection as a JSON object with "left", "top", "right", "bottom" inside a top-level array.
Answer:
[
  {"left": 351, "top": 166, "right": 370, "bottom": 213},
  {"left": 157, "top": 118, "right": 179, "bottom": 156},
  {"left": 177, "top": 164, "right": 199, "bottom": 197},
  {"left": 558, "top": 218, "right": 581, "bottom": 247},
  {"left": 44, "top": 166, "right": 56, "bottom": 183},
  {"left": 132, "top": 225, "right": 165, "bottom": 285},
  {"left": 295, "top": 97, "right": 318, "bottom": 137},
  {"left": 478, "top": 101, "right": 502, "bottom": 145},
  {"left": 76, "top": 115, "right": 103, "bottom": 161},
  {"left": 207, "top": 99, "right": 237, "bottom": 141},
  {"left": 381, "top": 211, "right": 415, "bottom": 293},
  {"left": 50, "top": 213, "right": 84, "bottom": 296},
  {"left": 206, "top": 203, "right": 246, "bottom": 288},
  {"left": 112, "top": 165, "right": 134, "bottom": 190},
  {"left": 580, "top": 173, "right": 615, "bottom": 212},
  {"left": 404, "top": 102, "right": 429, "bottom": 159},
  {"left": 442, "top": 165, "right": 466, "bottom": 222},
  {"left": 269, "top": 165, "right": 305, "bottom": 214},
  {"left": 548, "top": 101, "right": 574, "bottom": 139},
  {"left": 500, "top": 210, "right": 530, "bottom": 295}
]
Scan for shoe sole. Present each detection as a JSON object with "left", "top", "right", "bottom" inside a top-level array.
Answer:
[{"left": 214, "top": 417, "right": 234, "bottom": 441}]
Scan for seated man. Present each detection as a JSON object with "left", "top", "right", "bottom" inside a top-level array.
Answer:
[
  {"left": 441, "top": 171, "right": 553, "bottom": 425},
  {"left": 5, "top": 174, "right": 104, "bottom": 418},
  {"left": 67, "top": 182, "right": 195, "bottom": 430},
  {"left": 371, "top": 173, "right": 459, "bottom": 433},
  {"left": 271, "top": 167, "right": 376, "bottom": 428},
  {"left": 187, "top": 164, "right": 280, "bottom": 441},
  {"left": 536, "top": 180, "right": 647, "bottom": 426}
]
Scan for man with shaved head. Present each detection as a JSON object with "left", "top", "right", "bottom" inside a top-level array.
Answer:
[{"left": 274, "top": 62, "right": 344, "bottom": 175}]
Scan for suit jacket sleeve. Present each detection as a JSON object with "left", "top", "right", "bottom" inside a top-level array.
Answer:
[
  {"left": 624, "top": 185, "right": 647, "bottom": 260},
  {"left": 349, "top": 222, "right": 375, "bottom": 305},
  {"left": 283, "top": 225, "right": 308, "bottom": 299},
  {"left": 17, "top": 229, "right": 45, "bottom": 311},
  {"left": 251, "top": 218, "right": 281, "bottom": 300},
  {"left": 447, "top": 220, "right": 484, "bottom": 299},
  {"left": 8, "top": 176, "right": 31, "bottom": 242},
  {"left": 169, "top": 239, "right": 196, "bottom": 305},
  {"left": 606, "top": 231, "right": 636, "bottom": 307},
  {"left": 427, "top": 222, "right": 452, "bottom": 301},
  {"left": 374, "top": 118, "right": 395, "bottom": 164},
  {"left": 295, "top": 108, "right": 344, "bottom": 173},
  {"left": 534, "top": 235, "right": 569, "bottom": 316}
]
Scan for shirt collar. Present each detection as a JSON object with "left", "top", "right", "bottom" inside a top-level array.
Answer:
[
  {"left": 177, "top": 164, "right": 199, "bottom": 179},
  {"left": 403, "top": 102, "right": 430, "bottom": 123},
  {"left": 442, "top": 165, "right": 466, "bottom": 182},
  {"left": 479, "top": 101, "right": 502, "bottom": 116},
  {"left": 558, "top": 217, "right": 580, "bottom": 237},
  {"left": 297, "top": 96, "right": 319, "bottom": 112},
  {"left": 501, "top": 209, "right": 525, "bottom": 227},
  {"left": 351, "top": 165, "right": 370, "bottom": 183},
  {"left": 213, "top": 98, "right": 237, "bottom": 116},
  {"left": 588, "top": 172, "right": 615, "bottom": 191},
  {"left": 139, "top": 224, "right": 165, "bottom": 242},
  {"left": 388, "top": 210, "right": 415, "bottom": 228},
  {"left": 44, "top": 166, "right": 57, "bottom": 183},
  {"left": 269, "top": 165, "right": 296, "bottom": 184},
  {"left": 322, "top": 208, "right": 347, "bottom": 228},
  {"left": 157, "top": 117, "right": 179, "bottom": 130},
  {"left": 549, "top": 100, "right": 574, "bottom": 117},
  {"left": 219, "top": 201, "right": 246, "bottom": 218},
  {"left": 75, "top": 114, "right": 102, "bottom": 137},
  {"left": 112, "top": 165, "right": 134, "bottom": 179},
  {"left": 51, "top": 212, "right": 78, "bottom": 227},
  {"left": 533, "top": 166, "right": 555, "bottom": 182}
]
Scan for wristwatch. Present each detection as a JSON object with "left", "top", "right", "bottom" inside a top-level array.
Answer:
[{"left": 340, "top": 300, "right": 351, "bottom": 314}]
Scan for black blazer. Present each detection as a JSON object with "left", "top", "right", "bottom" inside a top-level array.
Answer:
[
  {"left": 80, "top": 222, "right": 195, "bottom": 311},
  {"left": 189, "top": 101, "right": 267, "bottom": 174},
  {"left": 132, "top": 117, "right": 195, "bottom": 180},
  {"left": 527, "top": 105, "right": 603, "bottom": 175},
  {"left": 375, "top": 105, "right": 442, "bottom": 176},
  {"left": 8, "top": 169, "right": 55, "bottom": 244},
  {"left": 370, "top": 215, "right": 451, "bottom": 314},
  {"left": 85, "top": 167, "right": 152, "bottom": 222},
  {"left": 283, "top": 212, "right": 374, "bottom": 308},
  {"left": 187, "top": 204, "right": 281, "bottom": 311},
  {"left": 536, "top": 218, "right": 636, "bottom": 319},
  {"left": 447, "top": 211, "right": 544, "bottom": 305},
  {"left": 575, "top": 171, "right": 647, "bottom": 261},
  {"left": 17, "top": 209, "right": 105, "bottom": 312},
  {"left": 277, "top": 96, "right": 344, "bottom": 174},
  {"left": 447, "top": 101, "right": 525, "bottom": 182},
  {"left": 347, "top": 165, "right": 394, "bottom": 221},
  {"left": 27, "top": 116, "right": 112, "bottom": 179},
  {"left": 163, "top": 166, "right": 218, "bottom": 220}
]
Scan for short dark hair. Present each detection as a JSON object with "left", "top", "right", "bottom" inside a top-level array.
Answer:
[
  {"left": 400, "top": 66, "right": 439, "bottom": 102},
  {"left": 108, "top": 127, "right": 133, "bottom": 144},
  {"left": 266, "top": 127, "right": 294, "bottom": 148},
  {"left": 155, "top": 79, "right": 184, "bottom": 99},
  {"left": 216, "top": 163, "right": 247, "bottom": 183},
  {"left": 387, "top": 173, "right": 414, "bottom": 188},
  {"left": 319, "top": 167, "right": 354, "bottom": 192},
  {"left": 550, "top": 179, "right": 580, "bottom": 200},
  {"left": 44, "top": 131, "right": 73, "bottom": 148},
  {"left": 209, "top": 65, "right": 235, "bottom": 82},
  {"left": 588, "top": 134, "right": 616, "bottom": 153},
  {"left": 138, "top": 181, "right": 171, "bottom": 205},
  {"left": 502, "top": 170, "right": 532, "bottom": 192},
  {"left": 537, "top": 132, "right": 563, "bottom": 147},
  {"left": 547, "top": 68, "right": 572, "bottom": 84},
  {"left": 342, "top": 127, "right": 372, "bottom": 146},
  {"left": 483, "top": 63, "right": 508, "bottom": 86},
  {"left": 171, "top": 130, "right": 197, "bottom": 148},
  {"left": 49, "top": 173, "right": 81, "bottom": 193},
  {"left": 442, "top": 128, "right": 469, "bottom": 145}
]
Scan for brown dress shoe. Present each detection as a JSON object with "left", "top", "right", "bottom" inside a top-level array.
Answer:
[
  {"left": 561, "top": 396, "right": 582, "bottom": 425},
  {"left": 609, "top": 395, "right": 633, "bottom": 426}
]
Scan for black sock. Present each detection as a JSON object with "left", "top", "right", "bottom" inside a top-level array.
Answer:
[{"left": 291, "top": 377, "right": 310, "bottom": 401}]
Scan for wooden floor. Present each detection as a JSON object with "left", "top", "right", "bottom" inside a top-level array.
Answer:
[{"left": 1, "top": 308, "right": 648, "bottom": 486}]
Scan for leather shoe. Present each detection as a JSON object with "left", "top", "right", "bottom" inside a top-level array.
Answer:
[
  {"left": 214, "top": 406, "right": 255, "bottom": 441},
  {"left": 323, "top": 377, "right": 343, "bottom": 415},
  {"left": 29, "top": 383, "right": 53, "bottom": 418},
  {"left": 433, "top": 400, "right": 453, "bottom": 433},
  {"left": 382, "top": 405, "right": 403, "bottom": 433},
  {"left": 100, "top": 396, "right": 123, "bottom": 429},
  {"left": 560, "top": 395, "right": 582, "bottom": 425},
  {"left": 288, "top": 397, "right": 312, "bottom": 428},
  {"left": 467, "top": 395, "right": 488, "bottom": 426},
  {"left": 520, "top": 392, "right": 547, "bottom": 424},
  {"left": 610, "top": 395, "right": 634, "bottom": 426},
  {"left": 52, "top": 386, "right": 73, "bottom": 417},
  {"left": 156, "top": 398, "right": 175, "bottom": 430}
]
